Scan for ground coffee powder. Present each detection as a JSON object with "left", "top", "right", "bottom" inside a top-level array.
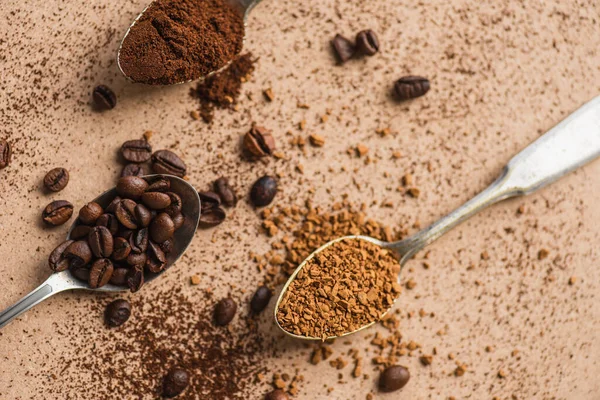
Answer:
[{"left": 119, "top": 0, "right": 245, "bottom": 85}]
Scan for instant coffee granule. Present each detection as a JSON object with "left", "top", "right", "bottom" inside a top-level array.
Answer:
[
  {"left": 276, "top": 238, "right": 401, "bottom": 339},
  {"left": 119, "top": 0, "right": 244, "bottom": 85}
]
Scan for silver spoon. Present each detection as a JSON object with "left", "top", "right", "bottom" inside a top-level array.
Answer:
[
  {"left": 0, "top": 175, "right": 201, "bottom": 329},
  {"left": 275, "top": 95, "right": 600, "bottom": 341},
  {"left": 117, "top": 0, "right": 261, "bottom": 85}
]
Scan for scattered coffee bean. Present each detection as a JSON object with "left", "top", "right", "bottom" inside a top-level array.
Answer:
[
  {"left": 142, "top": 191, "right": 171, "bottom": 210},
  {"left": 331, "top": 34, "right": 356, "bottom": 64},
  {"left": 163, "top": 367, "right": 190, "bottom": 398},
  {"left": 355, "top": 29, "right": 380, "bottom": 56},
  {"left": 121, "top": 163, "right": 147, "bottom": 178},
  {"left": 126, "top": 266, "right": 144, "bottom": 292},
  {"left": 147, "top": 177, "right": 171, "bottom": 192},
  {"left": 79, "top": 202, "right": 104, "bottom": 225},
  {"left": 243, "top": 125, "right": 275, "bottom": 158},
  {"left": 116, "top": 176, "right": 149, "bottom": 200},
  {"left": 95, "top": 213, "right": 119, "bottom": 236},
  {"left": 115, "top": 199, "right": 139, "bottom": 229},
  {"left": 250, "top": 285, "right": 272, "bottom": 314},
  {"left": 393, "top": 76, "right": 430, "bottom": 101},
  {"left": 112, "top": 237, "right": 132, "bottom": 261},
  {"left": 199, "top": 191, "right": 221, "bottom": 211},
  {"left": 171, "top": 213, "right": 185, "bottom": 230},
  {"left": 0, "top": 139, "right": 11, "bottom": 170},
  {"left": 214, "top": 297, "right": 237, "bottom": 326},
  {"left": 110, "top": 268, "right": 129, "bottom": 286},
  {"left": 250, "top": 176, "right": 278, "bottom": 207},
  {"left": 150, "top": 213, "right": 175, "bottom": 243},
  {"left": 129, "top": 228, "right": 149, "bottom": 254},
  {"left": 70, "top": 225, "right": 92, "bottom": 240},
  {"left": 135, "top": 203, "right": 152, "bottom": 228},
  {"left": 379, "top": 365, "right": 410, "bottom": 392},
  {"left": 121, "top": 139, "right": 152, "bottom": 163},
  {"left": 163, "top": 192, "right": 183, "bottom": 217},
  {"left": 265, "top": 389, "right": 289, "bottom": 400},
  {"left": 88, "top": 226, "right": 114, "bottom": 258},
  {"left": 64, "top": 240, "right": 93, "bottom": 269},
  {"left": 214, "top": 177, "right": 237, "bottom": 207},
  {"left": 43, "top": 167, "right": 69, "bottom": 192},
  {"left": 42, "top": 200, "right": 74, "bottom": 226},
  {"left": 146, "top": 241, "right": 167, "bottom": 273},
  {"left": 151, "top": 150, "right": 187, "bottom": 177},
  {"left": 89, "top": 258, "right": 114, "bottom": 289},
  {"left": 198, "top": 205, "right": 226, "bottom": 227},
  {"left": 92, "top": 85, "right": 117, "bottom": 110},
  {"left": 104, "top": 299, "right": 131, "bottom": 327},
  {"left": 48, "top": 240, "right": 74, "bottom": 272}
]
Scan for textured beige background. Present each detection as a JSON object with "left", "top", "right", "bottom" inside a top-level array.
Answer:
[{"left": 1, "top": 0, "right": 599, "bottom": 399}]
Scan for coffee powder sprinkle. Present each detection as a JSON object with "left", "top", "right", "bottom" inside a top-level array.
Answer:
[{"left": 276, "top": 238, "right": 401, "bottom": 339}]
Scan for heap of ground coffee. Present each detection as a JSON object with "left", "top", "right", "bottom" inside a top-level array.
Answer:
[
  {"left": 276, "top": 238, "right": 401, "bottom": 339},
  {"left": 119, "top": 0, "right": 244, "bottom": 85}
]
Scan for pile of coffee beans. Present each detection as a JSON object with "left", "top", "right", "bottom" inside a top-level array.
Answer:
[{"left": 48, "top": 176, "right": 186, "bottom": 292}]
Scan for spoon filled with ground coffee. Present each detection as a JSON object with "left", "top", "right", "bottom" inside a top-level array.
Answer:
[
  {"left": 275, "top": 96, "right": 600, "bottom": 340},
  {"left": 117, "top": 0, "right": 260, "bottom": 85}
]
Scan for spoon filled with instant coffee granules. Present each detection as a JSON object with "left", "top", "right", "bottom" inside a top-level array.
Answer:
[
  {"left": 0, "top": 175, "right": 201, "bottom": 329},
  {"left": 275, "top": 96, "right": 600, "bottom": 340},
  {"left": 117, "top": 0, "right": 260, "bottom": 85}
]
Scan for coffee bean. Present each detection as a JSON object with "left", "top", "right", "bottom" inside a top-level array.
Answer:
[
  {"left": 71, "top": 265, "right": 90, "bottom": 282},
  {"left": 265, "top": 390, "right": 289, "bottom": 400},
  {"left": 147, "top": 177, "right": 171, "bottom": 192},
  {"left": 126, "top": 267, "right": 144, "bottom": 292},
  {"left": 70, "top": 225, "right": 91, "bottom": 239},
  {"left": 355, "top": 29, "right": 380, "bottom": 56},
  {"left": 214, "top": 297, "right": 237, "bottom": 326},
  {"left": 0, "top": 139, "right": 11, "bottom": 170},
  {"left": 110, "top": 267, "right": 130, "bottom": 286},
  {"left": 129, "top": 228, "right": 149, "bottom": 254},
  {"left": 243, "top": 125, "right": 275, "bottom": 158},
  {"left": 393, "top": 76, "right": 430, "bottom": 101},
  {"left": 117, "top": 227, "right": 134, "bottom": 240},
  {"left": 171, "top": 212, "right": 185, "bottom": 230},
  {"left": 135, "top": 203, "right": 152, "bottom": 227},
  {"left": 250, "top": 286, "right": 272, "bottom": 314},
  {"left": 105, "top": 196, "right": 122, "bottom": 214},
  {"left": 79, "top": 202, "right": 104, "bottom": 225},
  {"left": 42, "top": 200, "right": 74, "bottom": 226},
  {"left": 116, "top": 176, "right": 149, "bottom": 200},
  {"left": 163, "top": 192, "right": 182, "bottom": 217},
  {"left": 89, "top": 258, "right": 114, "bottom": 289},
  {"left": 64, "top": 240, "right": 92, "bottom": 268},
  {"left": 150, "top": 213, "right": 175, "bottom": 243},
  {"left": 379, "top": 365, "right": 410, "bottom": 392},
  {"left": 151, "top": 150, "right": 187, "bottom": 177},
  {"left": 141, "top": 191, "right": 171, "bottom": 210},
  {"left": 92, "top": 85, "right": 117, "bottom": 110},
  {"left": 48, "top": 240, "right": 74, "bottom": 272},
  {"left": 214, "top": 177, "right": 237, "bottom": 207},
  {"left": 121, "top": 163, "right": 147, "bottom": 178},
  {"left": 199, "top": 191, "right": 221, "bottom": 212},
  {"left": 88, "top": 226, "right": 114, "bottom": 258},
  {"left": 331, "top": 34, "right": 356, "bottom": 64},
  {"left": 104, "top": 299, "right": 131, "bottom": 327},
  {"left": 146, "top": 241, "right": 167, "bottom": 273},
  {"left": 112, "top": 237, "right": 131, "bottom": 261},
  {"left": 198, "top": 206, "right": 225, "bottom": 227},
  {"left": 250, "top": 176, "right": 278, "bottom": 207},
  {"left": 160, "top": 239, "right": 174, "bottom": 254},
  {"left": 163, "top": 367, "right": 190, "bottom": 398},
  {"left": 121, "top": 139, "right": 152, "bottom": 163},
  {"left": 96, "top": 213, "right": 119, "bottom": 235},
  {"left": 115, "top": 199, "right": 139, "bottom": 229},
  {"left": 127, "top": 252, "right": 147, "bottom": 268},
  {"left": 43, "top": 167, "right": 69, "bottom": 192}
]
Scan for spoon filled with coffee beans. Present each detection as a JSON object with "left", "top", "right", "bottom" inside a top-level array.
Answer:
[
  {"left": 275, "top": 96, "right": 600, "bottom": 341},
  {"left": 0, "top": 175, "right": 201, "bottom": 329},
  {"left": 117, "top": 0, "right": 261, "bottom": 85}
]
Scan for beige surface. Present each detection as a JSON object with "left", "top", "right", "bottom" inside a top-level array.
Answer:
[{"left": 1, "top": 0, "right": 600, "bottom": 399}]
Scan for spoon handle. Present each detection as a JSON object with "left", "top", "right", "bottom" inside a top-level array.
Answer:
[{"left": 395, "top": 96, "right": 600, "bottom": 262}]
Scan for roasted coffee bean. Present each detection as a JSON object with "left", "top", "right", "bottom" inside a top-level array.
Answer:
[
  {"left": 160, "top": 239, "right": 174, "bottom": 254},
  {"left": 331, "top": 34, "right": 356, "bottom": 64},
  {"left": 89, "top": 258, "right": 114, "bottom": 289},
  {"left": 198, "top": 206, "right": 225, "bottom": 227},
  {"left": 110, "top": 267, "right": 130, "bottom": 286},
  {"left": 126, "top": 267, "right": 144, "bottom": 292},
  {"left": 43, "top": 167, "right": 69, "bottom": 192},
  {"left": 88, "top": 226, "right": 114, "bottom": 258},
  {"left": 214, "top": 297, "right": 237, "bottom": 326},
  {"left": 199, "top": 191, "right": 221, "bottom": 212},
  {"left": 150, "top": 213, "right": 175, "bottom": 243},
  {"left": 121, "top": 139, "right": 152, "bottom": 163},
  {"left": 243, "top": 125, "right": 275, "bottom": 158},
  {"left": 129, "top": 228, "right": 149, "bottom": 254},
  {"left": 121, "top": 163, "right": 147, "bottom": 178},
  {"left": 92, "top": 85, "right": 117, "bottom": 110},
  {"left": 151, "top": 150, "right": 186, "bottom": 177},
  {"left": 379, "top": 365, "right": 410, "bottom": 392},
  {"left": 112, "top": 237, "right": 131, "bottom": 261},
  {"left": 117, "top": 227, "right": 134, "bottom": 240},
  {"left": 42, "top": 200, "right": 74, "bottom": 226},
  {"left": 265, "top": 390, "right": 289, "bottom": 400},
  {"left": 250, "top": 176, "right": 278, "bottom": 207},
  {"left": 79, "top": 202, "right": 104, "bottom": 225},
  {"left": 135, "top": 203, "right": 152, "bottom": 227},
  {"left": 48, "top": 240, "right": 74, "bottom": 272},
  {"left": 96, "top": 213, "right": 119, "bottom": 236},
  {"left": 105, "top": 196, "right": 122, "bottom": 214},
  {"left": 214, "top": 177, "right": 237, "bottom": 207},
  {"left": 64, "top": 240, "right": 92, "bottom": 268},
  {"left": 70, "top": 225, "right": 91, "bottom": 240},
  {"left": 163, "top": 367, "right": 190, "bottom": 398},
  {"left": 115, "top": 199, "right": 138, "bottom": 229},
  {"left": 163, "top": 192, "right": 182, "bottom": 217},
  {"left": 146, "top": 177, "right": 170, "bottom": 192},
  {"left": 116, "top": 176, "right": 149, "bottom": 200},
  {"left": 171, "top": 213, "right": 184, "bottom": 230},
  {"left": 0, "top": 139, "right": 11, "bottom": 170},
  {"left": 393, "top": 76, "right": 430, "bottom": 101},
  {"left": 250, "top": 286, "right": 272, "bottom": 314},
  {"left": 146, "top": 241, "right": 167, "bottom": 273},
  {"left": 104, "top": 299, "right": 131, "bottom": 327},
  {"left": 127, "top": 252, "right": 147, "bottom": 268},
  {"left": 355, "top": 29, "right": 380, "bottom": 56},
  {"left": 141, "top": 191, "right": 171, "bottom": 210},
  {"left": 70, "top": 265, "right": 90, "bottom": 282}
]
